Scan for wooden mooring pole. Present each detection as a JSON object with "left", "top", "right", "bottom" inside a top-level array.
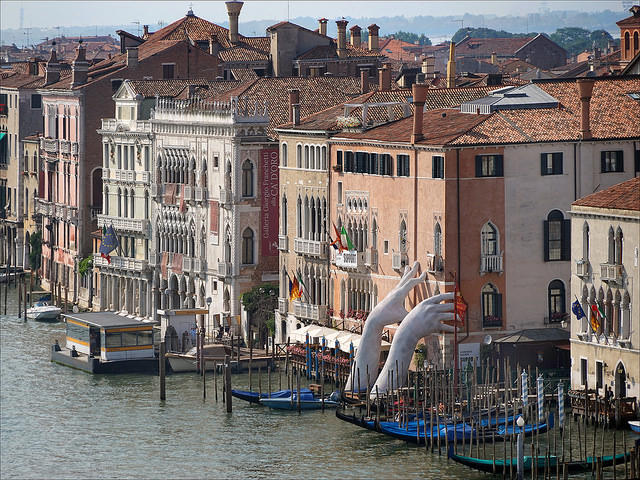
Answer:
[
  {"left": 159, "top": 341, "right": 166, "bottom": 401},
  {"left": 225, "top": 354, "right": 232, "bottom": 413}
]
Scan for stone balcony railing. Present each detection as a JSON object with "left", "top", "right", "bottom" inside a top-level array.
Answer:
[
  {"left": 182, "top": 256, "right": 207, "bottom": 274},
  {"left": 601, "top": 263, "right": 623, "bottom": 284},
  {"left": 294, "top": 237, "right": 326, "bottom": 257},
  {"left": 41, "top": 138, "right": 58, "bottom": 154},
  {"left": 293, "top": 301, "right": 327, "bottom": 322},
  {"left": 35, "top": 199, "right": 53, "bottom": 216},
  {"left": 195, "top": 187, "right": 207, "bottom": 202},
  {"left": 183, "top": 186, "right": 194, "bottom": 202},
  {"left": 219, "top": 188, "right": 233, "bottom": 206},
  {"left": 93, "top": 253, "right": 148, "bottom": 272},
  {"left": 278, "top": 297, "right": 288, "bottom": 314},
  {"left": 97, "top": 214, "right": 149, "bottom": 233},
  {"left": 101, "top": 119, "right": 152, "bottom": 132},
  {"left": 218, "top": 261, "right": 233, "bottom": 278},
  {"left": 480, "top": 254, "right": 503, "bottom": 274},
  {"left": 59, "top": 140, "right": 70, "bottom": 154},
  {"left": 278, "top": 235, "right": 288, "bottom": 251},
  {"left": 89, "top": 206, "right": 101, "bottom": 221}
]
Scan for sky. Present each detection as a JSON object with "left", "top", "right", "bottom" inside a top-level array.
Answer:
[{"left": 0, "top": 0, "right": 628, "bottom": 31}]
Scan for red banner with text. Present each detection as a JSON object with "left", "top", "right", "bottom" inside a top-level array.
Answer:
[{"left": 260, "top": 148, "right": 279, "bottom": 257}]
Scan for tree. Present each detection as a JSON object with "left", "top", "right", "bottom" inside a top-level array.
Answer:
[
  {"left": 240, "top": 284, "right": 278, "bottom": 348},
  {"left": 451, "top": 27, "right": 532, "bottom": 43},
  {"left": 550, "top": 27, "right": 615, "bottom": 57},
  {"left": 391, "top": 31, "right": 432, "bottom": 46}
]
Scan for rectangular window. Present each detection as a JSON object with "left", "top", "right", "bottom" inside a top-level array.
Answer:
[
  {"left": 369, "top": 153, "right": 378, "bottom": 175},
  {"left": 482, "top": 292, "right": 503, "bottom": 327},
  {"left": 432, "top": 155, "right": 444, "bottom": 178},
  {"left": 601, "top": 150, "right": 624, "bottom": 173},
  {"left": 344, "top": 151, "right": 354, "bottom": 172},
  {"left": 475, "top": 154, "right": 504, "bottom": 177},
  {"left": 379, "top": 154, "right": 393, "bottom": 176},
  {"left": 0, "top": 93, "right": 7, "bottom": 115},
  {"left": 540, "top": 152, "right": 563, "bottom": 175},
  {"left": 137, "top": 330, "right": 153, "bottom": 346},
  {"left": 122, "top": 331, "right": 138, "bottom": 347},
  {"left": 213, "top": 281, "right": 218, "bottom": 292},
  {"left": 31, "top": 94, "right": 42, "bottom": 109},
  {"left": 383, "top": 240, "right": 389, "bottom": 254},
  {"left": 337, "top": 181, "right": 343, "bottom": 205},
  {"left": 105, "top": 332, "right": 122, "bottom": 347},
  {"left": 336, "top": 150, "right": 343, "bottom": 171},
  {"left": 162, "top": 64, "right": 175, "bottom": 79},
  {"left": 355, "top": 152, "right": 368, "bottom": 173},
  {"left": 595, "top": 361, "right": 603, "bottom": 389},
  {"left": 581, "top": 358, "right": 587, "bottom": 386},
  {"left": 397, "top": 154, "right": 410, "bottom": 177}
]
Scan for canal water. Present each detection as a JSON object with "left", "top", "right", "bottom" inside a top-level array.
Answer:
[{"left": 1, "top": 284, "right": 637, "bottom": 479}]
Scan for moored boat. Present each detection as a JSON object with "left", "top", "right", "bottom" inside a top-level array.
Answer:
[
  {"left": 259, "top": 391, "right": 340, "bottom": 410},
  {"left": 629, "top": 420, "right": 640, "bottom": 433},
  {"left": 231, "top": 388, "right": 313, "bottom": 404},
  {"left": 166, "top": 344, "right": 231, "bottom": 373},
  {"left": 26, "top": 301, "right": 61, "bottom": 321}
]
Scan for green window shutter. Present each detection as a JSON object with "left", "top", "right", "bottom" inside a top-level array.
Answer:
[
  {"left": 561, "top": 219, "right": 571, "bottom": 261},
  {"left": 543, "top": 220, "right": 550, "bottom": 262}
]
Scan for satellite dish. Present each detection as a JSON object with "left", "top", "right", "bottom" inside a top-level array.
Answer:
[
  {"left": 72, "top": 305, "right": 79, "bottom": 313},
  {"left": 483, "top": 334, "right": 493, "bottom": 345}
]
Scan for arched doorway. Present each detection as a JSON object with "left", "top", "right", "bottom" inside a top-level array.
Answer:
[{"left": 615, "top": 362, "right": 626, "bottom": 398}]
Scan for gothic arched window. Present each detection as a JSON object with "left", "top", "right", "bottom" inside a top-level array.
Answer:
[
  {"left": 242, "top": 228, "right": 254, "bottom": 264},
  {"left": 242, "top": 160, "right": 253, "bottom": 197}
]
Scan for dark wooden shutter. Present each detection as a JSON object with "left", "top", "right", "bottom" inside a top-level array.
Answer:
[
  {"left": 397, "top": 155, "right": 401, "bottom": 176},
  {"left": 543, "top": 220, "right": 550, "bottom": 261},
  {"left": 554, "top": 153, "right": 563, "bottom": 175},
  {"left": 495, "top": 293, "right": 503, "bottom": 321},
  {"left": 561, "top": 219, "right": 571, "bottom": 260},
  {"left": 635, "top": 149, "right": 640, "bottom": 173},
  {"left": 541, "top": 153, "right": 547, "bottom": 175},
  {"left": 496, "top": 155, "right": 504, "bottom": 177},
  {"left": 616, "top": 151, "right": 624, "bottom": 172},
  {"left": 475, "top": 156, "right": 482, "bottom": 177},
  {"left": 601, "top": 151, "right": 606, "bottom": 172}
]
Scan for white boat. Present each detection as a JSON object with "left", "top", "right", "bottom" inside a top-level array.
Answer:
[
  {"left": 166, "top": 344, "right": 231, "bottom": 373},
  {"left": 26, "top": 301, "right": 61, "bottom": 321}
]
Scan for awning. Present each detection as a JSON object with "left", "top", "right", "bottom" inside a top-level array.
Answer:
[
  {"left": 288, "top": 324, "right": 391, "bottom": 354},
  {"left": 494, "top": 328, "right": 569, "bottom": 344},
  {"left": 0, "top": 132, "right": 6, "bottom": 142}
]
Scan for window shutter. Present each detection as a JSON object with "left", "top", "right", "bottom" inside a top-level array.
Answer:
[
  {"left": 617, "top": 151, "right": 624, "bottom": 172},
  {"left": 561, "top": 219, "right": 571, "bottom": 261},
  {"left": 543, "top": 220, "right": 550, "bottom": 261},
  {"left": 555, "top": 153, "right": 563, "bottom": 175},
  {"left": 475, "top": 156, "right": 482, "bottom": 177},
  {"left": 432, "top": 157, "right": 437, "bottom": 178},
  {"left": 495, "top": 293, "right": 503, "bottom": 320},
  {"left": 635, "top": 149, "right": 640, "bottom": 173},
  {"left": 496, "top": 155, "right": 504, "bottom": 177},
  {"left": 601, "top": 151, "right": 606, "bottom": 172},
  {"left": 540, "top": 153, "right": 547, "bottom": 175}
]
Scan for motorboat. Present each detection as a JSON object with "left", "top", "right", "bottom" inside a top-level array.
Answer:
[
  {"left": 629, "top": 420, "right": 640, "bottom": 433},
  {"left": 166, "top": 344, "right": 231, "bottom": 373},
  {"left": 26, "top": 301, "right": 61, "bottom": 321},
  {"left": 259, "top": 391, "right": 340, "bottom": 410}
]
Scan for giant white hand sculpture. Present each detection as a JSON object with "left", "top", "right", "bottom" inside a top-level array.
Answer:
[
  {"left": 371, "top": 292, "right": 455, "bottom": 397},
  {"left": 345, "top": 262, "right": 426, "bottom": 392}
]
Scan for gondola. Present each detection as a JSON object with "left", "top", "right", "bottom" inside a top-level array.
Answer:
[{"left": 231, "top": 388, "right": 313, "bottom": 404}]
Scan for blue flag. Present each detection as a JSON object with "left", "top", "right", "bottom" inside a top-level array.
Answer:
[
  {"left": 571, "top": 299, "right": 586, "bottom": 320},
  {"left": 99, "top": 224, "right": 119, "bottom": 258}
]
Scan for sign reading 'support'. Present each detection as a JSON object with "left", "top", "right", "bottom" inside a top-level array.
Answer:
[{"left": 261, "top": 148, "right": 279, "bottom": 256}]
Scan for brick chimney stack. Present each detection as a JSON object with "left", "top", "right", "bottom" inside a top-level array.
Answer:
[
  {"left": 336, "top": 19, "right": 348, "bottom": 58},
  {"left": 378, "top": 64, "right": 391, "bottom": 91},
  {"left": 126, "top": 47, "right": 139, "bottom": 68},
  {"left": 411, "top": 83, "right": 428, "bottom": 143},
  {"left": 577, "top": 78, "right": 595, "bottom": 140},
  {"left": 318, "top": 18, "right": 328, "bottom": 36},
  {"left": 71, "top": 42, "right": 89, "bottom": 87},
  {"left": 288, "top": 89, "right": 300, "bottom": 123},
  {"left": 143, "top": 25, "right": 149, "bottom": 38},
  {"left": 44, "top": 44, "right": 60, "bottom": 85},
  {"left": 209, "top": 35, "right": 219, "bottom": 56},
  {"left": 292, "top": 103, "right": 301, "bottom": 126},
  {"left": 350, "top": 25, "right": 362, "bottom": 49},
  {"left": 446, "top": 41, "right": 456, "bottom": 88},
  {"left": 422, "top": 57, "right": 435, "bottom": 77},
  {"left": 490, "top": 51, "right": 497, "bottom": 65},
  {"left": 360, "top": 68, "right": 369, "bottom": 94},
  {"left": 368, "top": 24, "right": 379, "bottom": 51},
  {"left": 225, "top": 1, "right": 244, "bottom": 45}
]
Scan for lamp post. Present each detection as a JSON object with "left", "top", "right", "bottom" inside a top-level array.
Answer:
[{"left": 516, "top": 415, "right": 525, "bottom": 480}]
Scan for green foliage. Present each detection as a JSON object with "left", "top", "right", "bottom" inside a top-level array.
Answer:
[
  {"left": 413, "top": 343, "right": 428, "bottom": 369},
  {"left": 241, "top": 284, "right": 278, "bottom": 342},
  {"left": 550, "top": 27, "right": 615, "bottom": 57},
  {"left": 28, "top": 231, "right": 42, "bottom": 272},
  {"left": 391, "top": 31, "right": 432, "bottom": 46},
  {"left": 265, "top": 314, "right": 276, "bottom": 337},
  {"left": 452, "top": 27, "right": 532, "bottom": 43},
  {"left": 78, "top": 255, "right": 93, "bottom": 277}
]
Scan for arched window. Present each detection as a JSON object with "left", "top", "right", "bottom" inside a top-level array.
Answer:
[
  {"left": 615, "top": 227, "right": 623, "bottom": 264},
  {"left": 608, "top": 226, "right": 615, "bottom": 263},
  {"left": 24, "top": 188, "right": 29, "bottom": 216},
  {"left": 635, "top": 32, "right": 639, "bottom": 51},
  {"left": 296, "top": 196, "right": 302, "bottom": 238},
  {"left": 281, "top": 195, "right": 288, "bottom": 235},
  {"left": 144, "top": 191, "right": 149, "bottom": 220},
  {"left": 224, "top": 226, "right": 232, "bottom": 262},
  {"left": 548, "top": 280, "right": 566, "bottom": 323},
  {"left": 544, "top": 210, "right": 569, "bottom": 261},
  {"left": 621, "top": 292, "right": 631, "bottom": 339},
  {"left": 33, "top": 151, "right": 38, "bottom": 172},
  {"left": 582, "top": 222, "right": 589, "bottom": 261},
  {"left": 399, "top": 219, "right": 407, "bottom": 253},
  {"left": 117, "top": 188, "right": 122, "bottom": 217},
  {"left": 482, "top": 283, "right": 502, "bottom": 327},
  {"left": 372, "top": 218, "right": 378, "bottom": 250},
  {"left": 130, "top": 189, "right": 135, "bottom": 218},
  {"left": 123, "top": 189, "right": 129, "bottom": 218},
  {"left": 242, "top": 160, "right": 253, "bottom": 197},
  {"left": 625, "top": 32, "right": 630, "bottom": 52},
  {"left": 321, "top": 146, "right": 327, "bottom": 170},
  {"left": 104, "top": 186, "right": 109, "bottom": 215},
  {"left": 296, "top": 144, "right": 302, "bottom": 168},
  {"left": 613, "top": 290, "right": 622, "bottom": 337},
  {"left": 304, "top": 145, "right": 309, "bottom": 169},
  {"left": 481, "top": 222, "right": 498, "bottom": 256},
  {"left": 281, "top": 143, "right": 288, "bottom": 167},
  {"left": 242, "top": 228, "right": 254, "bottom": 264},
  {"left": 434, "top": 222, "right": 442, "bottom": 257}
]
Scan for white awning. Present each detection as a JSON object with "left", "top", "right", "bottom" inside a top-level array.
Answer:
[{"left": 288, "top": 325, "right": 391, "bottom": 354}]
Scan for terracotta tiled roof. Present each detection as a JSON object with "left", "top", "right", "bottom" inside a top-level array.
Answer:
[
  {"left": 147, "top": 14, "right": 232, "bottom": 48},
  {"left": 456, "top": 36, "right": 534, "bottom": 56},
  {"left": 616, "top": 8, "right": 640, "bottom": 26},
  {"left": 219, "top": 44, "right": 269, "bottom": 62},
  {"left": 499, "top": 58, "right": 537, "bottom": 75},
  {"left": 207, "top": 76, "right": 364, "bottom": 138},
  {"left": 230, "top": 69, "right": 259, "bottom": 82},
  {"left": 297, "top": 42, "right": 382, "bottom": 60},
  {"left": 0, "top": 72, "right": 47, "bottom": 89},
  {"left": 573, "top": 177, "right": 640, "bottom": 211}
]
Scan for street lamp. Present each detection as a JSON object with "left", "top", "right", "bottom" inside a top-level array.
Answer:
[
  {"left": 516, "top": 416, "right": 525, "bottom": 480},
  {"left": 206, "top": 296, "right": 213, "bottom": 329}
]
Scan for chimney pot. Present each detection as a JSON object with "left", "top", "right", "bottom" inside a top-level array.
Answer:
[
  {"left": 378, "top": 64, "right": 392, "bottom": 91},
  {"left": 225, "top": 1, "right": 244, "bottom": 45},
  {"left": 288, "top": 89, "right": 300, "bottom": 123},
  {"left": 350, "top": 25, "right": 362, "bottom": 49},
  {"left": 44, "top": 47, "right": 60, "bottom": 85},
  {"left": 577, "top": 78, "right": 595, "bottom": 140},
  {"left": 318, "top": 18, "right": 328, "bottom": 36},
  {"left": 336, "top": 19, "right": 348, "bottom": 58},
  {"left": 143, "top": 25, "right": 149, "bottom": 37},
  {"left": 360, "top": 68, "right": 369, "bottom": 94},
  {"left": 71, "top": 44, "right": 89, "bottom": 87},
  {"left": 367, "top": 24, "right": 379, "bottom": 51},
  {"left": 411, "top": 83, "right": 427, "bottom": 143},
  {"left": 292, "top": 103, "right": 301, "bottom": 126}
]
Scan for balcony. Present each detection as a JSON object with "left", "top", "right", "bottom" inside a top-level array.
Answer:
[
  {"left": 601, "top": 263, "right": 623, "bottom": 284},
  {"left": 278, "top": 297, "right": 288, "bottom": 314},
  {"left": 151, "top": 184, "right": 163, "bottom": 198},
  {"left": 183, "top": 186, "right": 194, "bottom": 202},
  {"left": 35, "top": 199, "right": 53, "bottom": 216},
  {"left": 391, "top": 251, "right": 408, "bottom": 270},
  {"left": 59, "top": 140, "right": 70, "bottom": 154},
  {"left": 218, "top": 261, "right": 233, "bottom": 278},
  {"left": 149, "top": 252, "right": 161, "bottom": 266},
  {"left": 138, "top": 171, "right": 150, "bottom": 183},
  {"left": 576, "top": 259, "right": 590, "bottom": 278},
  {"left": 71, "top": 142, "right": 78, "bottom": 155},
  {"left": 102, "top": 168, "right": 110, "bottom": 179},
  {"left": 89, "top": 206, "right": 101, "bottom": 220},
  {"left": 364, "top": 247, "right": 378, "bottom": 268},
  {"left": 100, "top": 119, "right": 152, "bottom": 133},
  {"left": 93, "top": 253, "right": 148, "bottom": 272},
  {"left": 220, "top": 188, "right": 233, "bottom": 206},
  {"left": 97, "top": 214, "right": 149, "bottom": 233},
  {"left": 278, "top": 235, "right": 289, "bottom": 251},
  {"left": 332, "top": 249, "right": 365, "bottom": 270},
  {"left": 293, "top": 301, "right": 327, "bottom": 322},
  {"left": 195, "top": 187, "right": 207, "bottom": 202},
  {"left": 426, "top": 253, "right": 443, "bottom": 273},
  {"left": 41, "top": 138, "right": 58, "bottom": 154},
  {"left": 114, "top": 170, "right": 135, "bottom": 182},
  {"left": 294, "top": 237, "right": 326, "bottom": 257},
  {"left": 480, "top": 254, "right": 503, "bottom": 274},
  {"left": 181, "top": 256, "right": 207, "bottom": 274}
]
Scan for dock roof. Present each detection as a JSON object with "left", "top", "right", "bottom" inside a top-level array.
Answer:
[{"left": 63, "top": 312, "right": 158, "bottom": 328}]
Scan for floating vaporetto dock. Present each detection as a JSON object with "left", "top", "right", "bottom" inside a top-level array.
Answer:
[{"left": 51, "top": 312, "right": 158, "bottom": 374}]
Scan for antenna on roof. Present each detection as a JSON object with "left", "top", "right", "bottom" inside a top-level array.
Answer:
[{"left": 132, "top": 21, "right": 141, "bottom": 37}]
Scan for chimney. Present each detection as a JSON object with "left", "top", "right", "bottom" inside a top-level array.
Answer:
[
  {"left": 411, "top": 83, "right": 428, "bottom": 143},
  {"left": 44, "top": 44, "right": 60, "bottom": 85},
  {"left": 288, "top": 89, "right": 300, "bottom": 123},
  {"left": 367, "top": 24, "right": 379, "bottom": 51},
  {"left": 225, "top": 1, "right": 244, "bottom": 45},
  {"left": 71, "top": 43, "right": 89, "bottom": 87},
  {"left": 350, "top": 25, "right": 362, "bottom": 49},
  {"left": 360, "top": 68, "right": 369, "bottom": 94},
  {"left": 209, "top": 35, "right": 219, "bottom": 56},
  {"left": 577, "top": 78, "right": 595, "bottom": 140},
  {"left": 490, "top": 51, "right": 497, "bottom": 65},
  {"left": 336, "top": 19, "right": 348, "bottom": 58},
  {"left": 422, "top": 57, "right": 435, "bottom": 77},
  {"left": 143, "top": 25, "right": 149, "bottom": 37},
  {"left": 126, "top": 47, "right": 139, "bottom": 68},
  {"left": 292, "top": 103, "right": 300, "bottom": 126},
  {"left": 378, "top": 64, "right": 391, "bottom": 91},
  {"left": 318, "top": 18, "right": 328, "bottom": 36},
  {"left": 446, "top": 41, "right": 456, "bottom": 88}
]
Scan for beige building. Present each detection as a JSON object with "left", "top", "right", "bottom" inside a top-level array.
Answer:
[
  {"left": 569, "top": 176, "right": 639, "bottom": 409},
  {"left": 21, "top": 135, "right": 42, "bottom": 269}
]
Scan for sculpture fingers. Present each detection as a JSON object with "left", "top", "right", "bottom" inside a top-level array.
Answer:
[
  {"left": 439, "top": 322, "right": 457, "bottom": 333},
  {"left": 400, "top": 271, "right": 427, "bottom": 295},
  {"left": 398, "top": 261, "right": 420, "bottom": 287},
  {"left": 429, "top": 302, "right": 455, "bottom": 313},
  {"left": 423, "top": 292, "right": 455, "bottom": 304}
]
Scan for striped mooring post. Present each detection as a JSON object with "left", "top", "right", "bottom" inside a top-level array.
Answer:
[
  {"left": 521, "top": 369, "right": 529, "bottom": 408},
  {"left": 557, "top": 382, "right": 565, "bottom": 429},
  {"left": 537, "top": 374, "right": 544, "bottom": 423}
]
